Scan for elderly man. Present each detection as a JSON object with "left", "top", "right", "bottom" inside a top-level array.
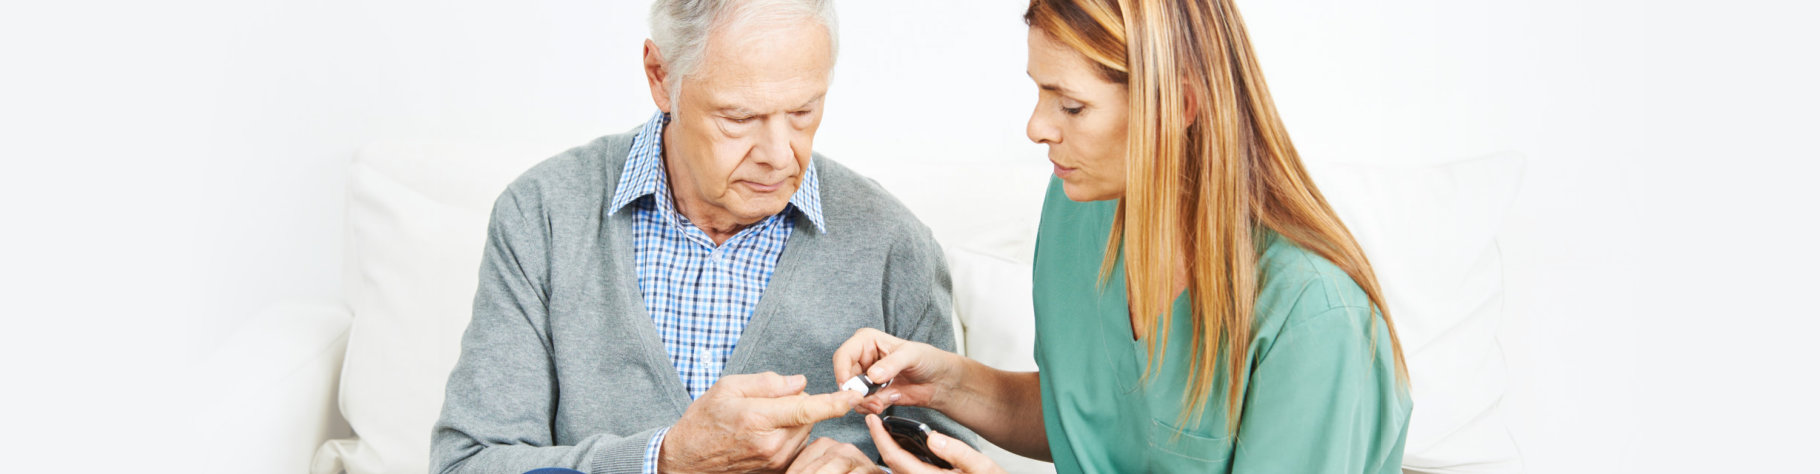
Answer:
[{"left": 430, "top": 1, "right": 970, "bottom": 473}]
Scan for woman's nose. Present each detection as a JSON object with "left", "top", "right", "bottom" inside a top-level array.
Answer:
[{"left": 1027, "top": 109, "right": 1059, "bottom": 145}]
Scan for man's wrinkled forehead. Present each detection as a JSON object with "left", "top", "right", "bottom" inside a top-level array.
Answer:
[{"left": 690, "top": 15, "right": 830, "bottom": 89}]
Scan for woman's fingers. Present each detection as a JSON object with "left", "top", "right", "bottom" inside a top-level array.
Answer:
[
  {"left": 865, "top": 414, "right": 941, "bottom": 473},
  {"left": 831, "top": 332, "right": 865, "bottom": 382},
  {"left": 925, "top": 431, "right": 1002, "bottom": 474},
  {"left": 862, "top": 340, "right": 928, "bottom": 386},
  {"left": 854, "top": 390, "right": 900, "bottom": 414},
  {"left": 833, "top": 328, "right": 901, "bottom": 382},
  {"left": 866, "top": 415, "right": 1004, "bottom": 474}
]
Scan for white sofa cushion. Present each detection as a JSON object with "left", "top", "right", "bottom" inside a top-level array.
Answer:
[
  {"left": 1310, "top": 153, "right": 1527, "bottom": 473},
  {"left": 196, "top": 301, "right": 354, "bottom": 473}
]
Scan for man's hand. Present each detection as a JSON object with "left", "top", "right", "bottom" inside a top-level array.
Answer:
[
  {"left": 783, "top": 437, "right": 886, "bottom": 474},
  {"left": 659, "top": 372, "right": 864, "bottom": 473}
]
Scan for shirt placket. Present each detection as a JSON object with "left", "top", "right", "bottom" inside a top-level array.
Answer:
[{"left": 696, "top": 235, "right": 742, "bottom": 398}]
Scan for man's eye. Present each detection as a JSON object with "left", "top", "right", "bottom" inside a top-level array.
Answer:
[
  {"left": 727, "top": 116, "right": 753, "bottom": 124},
  {"left": 1063, "top": 106, "right": 1084, "bottom": 115}
]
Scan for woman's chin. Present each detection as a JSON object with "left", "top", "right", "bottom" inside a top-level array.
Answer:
[{"left": 1061, "top": 181, "right": 1121, "bottom": 203}]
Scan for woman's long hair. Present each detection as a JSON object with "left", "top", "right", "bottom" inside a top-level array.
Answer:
[{"left": 1026, "top": 0, "right": 1409, "bottom": 434}]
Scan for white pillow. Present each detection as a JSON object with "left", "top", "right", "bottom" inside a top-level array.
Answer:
[
  {"left": 322, "top": 141, "right": 564, "bottom": 474},
  {"left": 1308, "top": 152, "right": 1527, "bottom": 473},
  {"left": 947, "top": 247, "right": 1039, "bottom": 373},
  {"left": 840, "top": 159, "right": 1051, "bottom": 264},
  {"left": 945, "top": 246, "right": 1054, "bottom": 474}
]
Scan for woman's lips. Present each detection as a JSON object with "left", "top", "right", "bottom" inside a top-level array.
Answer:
[{"left": 1052, "top": 161, "right": 1077, "bottom": 178}]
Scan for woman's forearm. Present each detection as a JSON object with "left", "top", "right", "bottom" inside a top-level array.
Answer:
[{"left": 933, "top": 356, "right": 1051, "bottom": 461}]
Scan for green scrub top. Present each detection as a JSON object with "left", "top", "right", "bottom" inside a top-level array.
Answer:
[{"left": 1032, "top": 177, "right": 1412, "bottom": 473}]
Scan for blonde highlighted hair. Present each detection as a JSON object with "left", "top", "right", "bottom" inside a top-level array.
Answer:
[{"left": 1026, "top": 0, "right": 1409, "bottom": 434}]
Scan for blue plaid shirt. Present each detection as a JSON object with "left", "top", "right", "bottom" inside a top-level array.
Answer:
[{"left": 607, "top": 111, "right": 826, "bottom": 473}]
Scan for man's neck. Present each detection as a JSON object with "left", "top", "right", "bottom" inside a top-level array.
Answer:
[
  {"left": 669, "top": 190, "right": 752, "bottom": 246},
  {"left": 660, "top": 131, "right": 757, "bottom": 246}
]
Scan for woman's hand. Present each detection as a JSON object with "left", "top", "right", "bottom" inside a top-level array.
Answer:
[
  {"left": 837, "top": 329, "right": 1052, "bottom": 463},
  {"left": 865, "top": 414, "right": 1005, "bottom": 474},
  {"left": 832, "top": 328, "right": 968, "bottom": 414}
]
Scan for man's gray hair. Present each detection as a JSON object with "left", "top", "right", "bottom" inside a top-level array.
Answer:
[{"left": 649, "top": 0, "right": 840, "bottom": 95}]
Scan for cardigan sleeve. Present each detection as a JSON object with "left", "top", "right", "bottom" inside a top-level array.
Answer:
[{"left": 429, "top": 187, "right": 660, "bottom": 474}]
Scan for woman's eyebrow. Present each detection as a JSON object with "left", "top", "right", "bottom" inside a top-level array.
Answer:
[{"left": 1028, "top": 71, "right": 1076, "bottom": 95}]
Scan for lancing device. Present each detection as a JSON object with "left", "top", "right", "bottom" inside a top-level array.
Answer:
[{"left": 840, "top": 374, "right": 889, "bottom": 396}]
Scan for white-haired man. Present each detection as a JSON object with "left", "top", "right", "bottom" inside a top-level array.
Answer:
[{"left": 429, "top": 1, "right": 971, "bottom": 473}]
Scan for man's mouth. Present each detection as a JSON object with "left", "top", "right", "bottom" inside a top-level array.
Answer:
[{"left": 740, "top": 179, "right": 786, "bottom": 193}]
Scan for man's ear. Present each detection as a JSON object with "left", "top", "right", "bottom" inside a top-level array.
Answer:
[{"left": 644, "top": 39, "right": 674, "bottom": 114}]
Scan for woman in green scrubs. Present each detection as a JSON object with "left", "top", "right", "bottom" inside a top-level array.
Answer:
[{"left": 835, "top": 0, "right": 1412, "bottom": 472}]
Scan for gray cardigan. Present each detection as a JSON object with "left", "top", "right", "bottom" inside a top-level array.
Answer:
[{"left": 429, "top": 128, "right": 971, "bottom": 474}]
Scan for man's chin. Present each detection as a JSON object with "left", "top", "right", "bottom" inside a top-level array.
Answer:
[
  {"left": 729, "top": 201, "right": 792, "bottom": 223},
  {"left": 735, "top": 188, "right": 794, "bottom": 210}
]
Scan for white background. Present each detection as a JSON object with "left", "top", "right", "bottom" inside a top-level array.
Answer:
[{"left": 2, "top": 0, "right": 1815, "bottom": 471}]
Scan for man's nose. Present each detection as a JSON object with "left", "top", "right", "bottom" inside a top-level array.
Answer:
[{"left": 751, "top": 119, "right": 796, "bottom": 169}]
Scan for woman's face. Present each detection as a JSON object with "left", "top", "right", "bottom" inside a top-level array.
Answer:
[{"left": 1026, "top": 27, "right": 1129, "bottom": 202}]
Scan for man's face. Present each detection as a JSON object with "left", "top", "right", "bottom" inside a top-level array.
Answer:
[{"left": 651, "top": 17, "right": 833, "bottom": 226}]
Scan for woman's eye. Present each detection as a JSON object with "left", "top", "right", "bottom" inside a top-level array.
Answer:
[{"left": 1063, "top": 106, "right": 1084, "bottom": 115}]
